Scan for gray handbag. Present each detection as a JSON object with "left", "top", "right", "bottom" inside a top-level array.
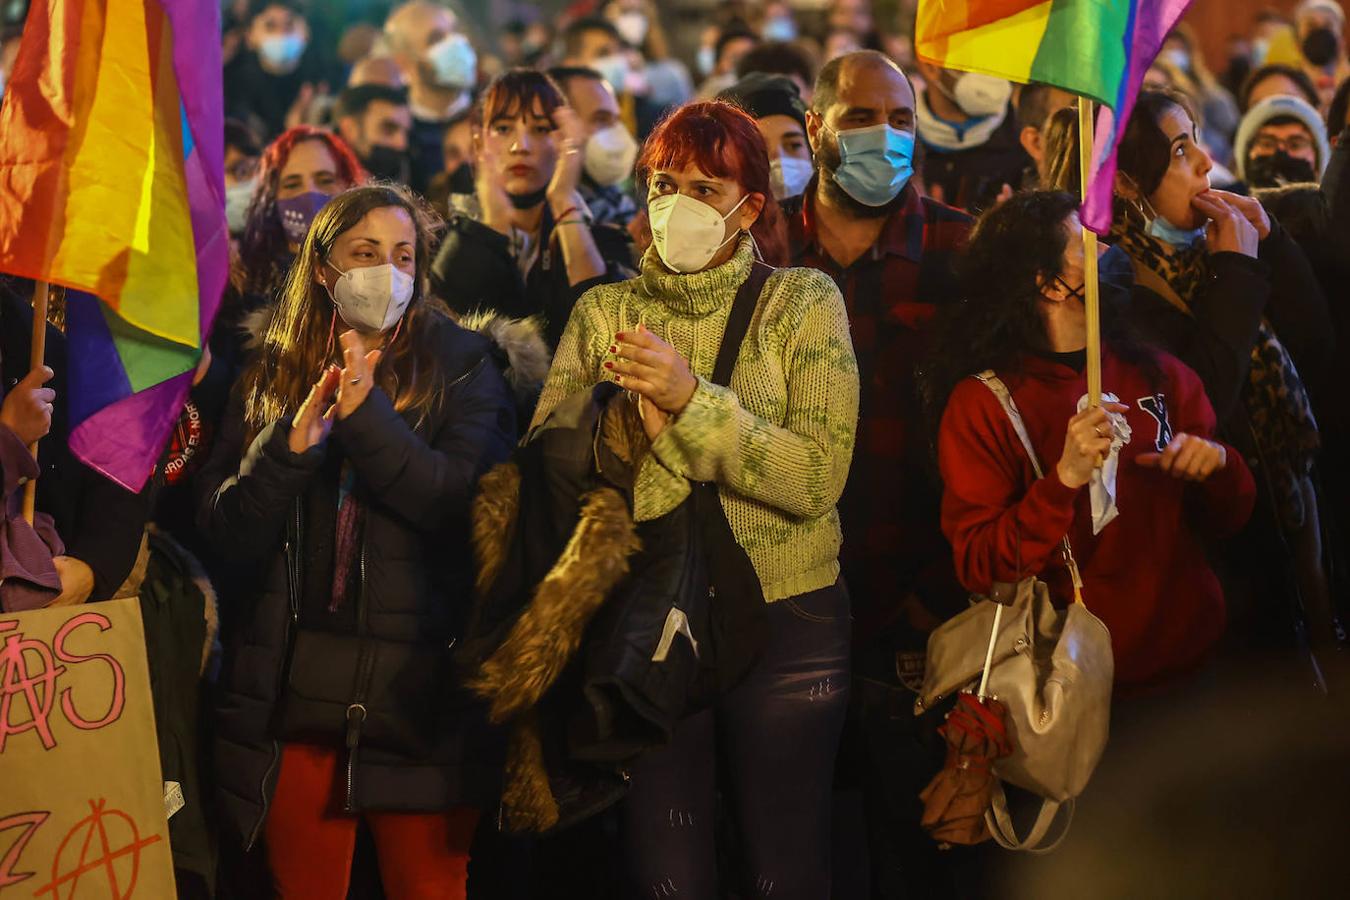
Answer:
[{"left": 915, "top": 372, "right": 1114, "bottom": 852}]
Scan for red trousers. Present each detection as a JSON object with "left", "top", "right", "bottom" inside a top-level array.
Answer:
[{"left": 264, "top": 743, "right": 479, "bottom": 900}]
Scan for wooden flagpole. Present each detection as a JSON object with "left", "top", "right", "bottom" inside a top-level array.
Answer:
[
  {"left": 1077, "top": 96, "right": 1102, "bottom": 411},
  {"left": 21, "top": 280, "right": 49, "bottom": 524}
]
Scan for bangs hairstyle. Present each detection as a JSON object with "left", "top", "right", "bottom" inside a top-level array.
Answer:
[
  {"left": 636, "top": 101, "right": 787, "bottom": 265},
  {"left": 239, "top": 184, "right": 447, "bottom": 447},
  {"left": 471, "top": 68, "right": 566, "bottom": 131}
]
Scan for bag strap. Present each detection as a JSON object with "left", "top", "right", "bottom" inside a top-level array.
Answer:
[
  {"left": 973, "top": 372, "right": 1085, "bottom": 604},
  {"left": 710, "top": 262, "right": 775, "bottom": 388},
  {"left": 986, "top": 784, "right": 1073, "bottom": 854}
]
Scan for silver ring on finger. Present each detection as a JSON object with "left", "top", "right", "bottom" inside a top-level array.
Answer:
[
  {"left": 1094, "top": 425, "right": 1104, "bottom": 438},
  {"left": 349, "top": 376, "right": 363, "bottom": 385}
]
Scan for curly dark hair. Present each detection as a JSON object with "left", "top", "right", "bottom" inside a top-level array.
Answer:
[{"left": 920, "top": 190, "right": 1158, "bottom": 433}]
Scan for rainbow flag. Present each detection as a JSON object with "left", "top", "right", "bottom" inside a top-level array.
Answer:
[
  {"left": 916, "top": 0, "right": 1194, "bottom": 232},
  {"left": 0, "top": 0, "right": 226, "bottom": 492}
]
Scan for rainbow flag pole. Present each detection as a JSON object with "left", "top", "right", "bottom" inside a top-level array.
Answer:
[
  {"left": 1078, "top": 97, "right": 1102, "bottom": 409},
  {"left": 20, "top": 280, "right": 48, "bottom": 524}
]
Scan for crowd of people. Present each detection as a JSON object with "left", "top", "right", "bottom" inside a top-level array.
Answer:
[{"left": 2, "top": 0, "right": 1349, "bottom": 898}]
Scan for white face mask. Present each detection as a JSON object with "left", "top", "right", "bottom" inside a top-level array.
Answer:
[
  {"left": 614, "top": 11, "right": 648, "bottom": 47},
  {"left": 648, "top": 192, "right": 749, "bottom": 273},
  {"left": 584, "top": 123, "right": 638, "bottom": 187},
  {"left": 225, "top": 179, "right": 257, "bottom": 234},
  {"left": 326, "top": 262, "right": 415, "bottom": 333},
  {"left": 769, "top": 156, "right": 813, "bottom": 200},
  {"left": 950, "top": 72, "right": 1012, "bottom": 117}
]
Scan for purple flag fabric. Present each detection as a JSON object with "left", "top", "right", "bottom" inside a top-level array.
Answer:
[{"left": 1081, "top": 0, "right": 1195, "bottom": 234}]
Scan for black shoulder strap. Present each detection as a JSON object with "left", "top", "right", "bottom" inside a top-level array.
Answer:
[{"left": 710, "top": 262, "right": 775, "bottom": 388}]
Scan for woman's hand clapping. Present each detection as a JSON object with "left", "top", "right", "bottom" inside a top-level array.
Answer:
[{"left": 607, "top": 325, "right": 698, "bottom": 425}]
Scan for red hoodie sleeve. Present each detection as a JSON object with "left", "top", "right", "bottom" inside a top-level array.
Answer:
[
  {"left": 938, "top": 379, "right": 1081, "bottom": 596},
  {"left": 1163, "top": 355, "right": 1256, "bottom": 538}
]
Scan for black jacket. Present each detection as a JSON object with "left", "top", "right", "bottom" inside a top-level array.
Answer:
[
  {"left": 430, "top": 208, "right": 634, "bottom": 352},
  {"left": 198, "top": 311, "right": 515, "bottom": 848},
  {"left": 223, "top": 50, "right": 324, "bottom": 142},
  {"left": 0, "top": 281, "right": 152, "bottom": 600},
  {"left": 918, "top": 109, "right": 1030, "bottom": 215},
  {"left": 1117, "top": 222, "right": 1334, "bottom": 441}
]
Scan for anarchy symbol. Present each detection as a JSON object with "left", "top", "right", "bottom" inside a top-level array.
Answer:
[{"left": 33, "top": 799, "right": 162, "bottom": 899}]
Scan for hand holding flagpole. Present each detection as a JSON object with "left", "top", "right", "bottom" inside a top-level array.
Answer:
[{"left": 21, "top": 281, "right": 49, "bottom": 524}]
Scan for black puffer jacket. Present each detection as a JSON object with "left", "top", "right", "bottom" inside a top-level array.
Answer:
[{"left": 198, "top": 311, "right": 516, "bottom": 848}]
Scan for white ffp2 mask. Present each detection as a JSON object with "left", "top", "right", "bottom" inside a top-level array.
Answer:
[
  {"left": 327, "top": 263, "right": 415, "bottom": 333},
  {"left": 648, "top": 193, "right": 749, "bottom": 274}
]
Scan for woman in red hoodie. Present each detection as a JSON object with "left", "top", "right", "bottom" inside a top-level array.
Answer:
[{"left": 926, "top": 190, "right": 1256, "bottom": 686}]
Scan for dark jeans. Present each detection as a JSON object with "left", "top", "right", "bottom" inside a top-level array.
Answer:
[{"left": 621, "top": 580, "right": 852, "bottom": 899}]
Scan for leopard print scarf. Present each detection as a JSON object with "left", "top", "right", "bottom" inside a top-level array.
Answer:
[{"left": 1112, "top": 214, "right": 1319, "bottom": 530}]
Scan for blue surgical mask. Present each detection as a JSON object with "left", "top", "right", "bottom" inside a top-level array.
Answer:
[
  {"left": 426, "top": 33, "right": 477, "bottom": 89},
  {"left": 259, "top": 32, "right": 306, "bottom": 71},
  {"left": 762, "top": 15, "right": 798, "bottom": 43},
  {"left": 593, "top": 54, "right": 630, "bottom": 94},
  {"left": 1146, "top": 214, "right": 1206, "bottom": 248},
  {"left": 829, "top": 123, "right": 915, "bottom": 207},
  {"left": 696, "top": 45, "right": 716, "bottom": 77}
]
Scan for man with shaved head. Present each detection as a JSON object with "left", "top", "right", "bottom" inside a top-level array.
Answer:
[
  {"left": 781, "top": 49, "right": 974, "bottom": 897},
  {"left": 384, "top": 0, "right": 477, "bottom": 192}
]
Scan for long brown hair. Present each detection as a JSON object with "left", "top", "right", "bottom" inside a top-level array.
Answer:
[{"left": 239, "top": 184, "right": 446, "bottom": 446}]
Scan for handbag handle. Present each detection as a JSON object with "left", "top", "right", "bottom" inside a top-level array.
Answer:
[{"left": 974, "top": 373, "right": 1085, "bottom": 605}]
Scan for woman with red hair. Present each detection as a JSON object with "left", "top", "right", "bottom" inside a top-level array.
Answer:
[
  {"left": 532, "top": 100, "right": 859, "bottom": 898},
  {"left": 236, "top": 125, "right": 367, "bottom": 300}
]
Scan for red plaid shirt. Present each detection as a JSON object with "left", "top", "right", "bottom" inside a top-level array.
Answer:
[{"left": 783, "top": 181, "right": 973, "bottom": 646}]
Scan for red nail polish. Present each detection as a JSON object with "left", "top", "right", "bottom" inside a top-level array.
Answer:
[
  {"left": 609, "top": 345, "right": 618, "bottom": 354},
  {"left": 615, "top": 332, "right": 626, "bottom": 341},
  {"left": 604, "top": 361, "right": 614, "bottom": 369}
]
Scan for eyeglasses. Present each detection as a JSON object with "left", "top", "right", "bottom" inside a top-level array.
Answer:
[{"left": 1251, "top": 133, "right": 1313, "bottom": 155}]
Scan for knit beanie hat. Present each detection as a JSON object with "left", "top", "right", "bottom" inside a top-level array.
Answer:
[
  {"left": 1234, "top": 94, "right": 1331, "bottom": 181},
  {"left": 717, "top": 73, "right": 808, "bottom": 133}
]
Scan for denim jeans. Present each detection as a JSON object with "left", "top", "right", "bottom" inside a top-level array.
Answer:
[{"left": 621, "top": 580, "right": 852, "bottom": 899}]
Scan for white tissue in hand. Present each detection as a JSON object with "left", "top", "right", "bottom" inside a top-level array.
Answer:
[{"left": 1076, "top": 391, "right": 1131, "bottom": 534}]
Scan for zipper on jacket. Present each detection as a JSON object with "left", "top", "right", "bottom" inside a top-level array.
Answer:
[
  {"left": 247, "top": 500, "right": 305, "bottom": 850},
  {"left": 344, "top": 535, "right": 375, "bottom": 812}
]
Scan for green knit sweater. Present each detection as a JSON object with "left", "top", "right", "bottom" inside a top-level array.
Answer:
[{"left": 533, "top": 237, "right": 860, "bottom": 602}]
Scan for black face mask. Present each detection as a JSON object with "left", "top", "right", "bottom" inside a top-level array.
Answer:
[
  {"left": 1302, "top": 27, "right": 1340, "bottom": 67},
  {"left": 507, "top": 185, "right": 549, "bottom": 210},
  {"left": 446, "top": 161, "right": 476, "bottom": 195},
  {"left": 362, "top": 144, "right": 411, "bottom": 184},
  {"left": 1246, "top": 150, "right": 1318, "bottom": 188}
]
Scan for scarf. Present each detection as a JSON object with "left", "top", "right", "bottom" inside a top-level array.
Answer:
[{"left": 1111, "top": 213, "right": 1319, "bottom": 530}]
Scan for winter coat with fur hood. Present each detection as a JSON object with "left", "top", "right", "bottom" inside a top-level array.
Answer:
[{"left": 197, "top": 310, "right": 516, "bottom": 849}]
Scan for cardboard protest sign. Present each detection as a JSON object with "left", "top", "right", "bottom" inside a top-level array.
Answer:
[{"left": 0, "top": 597, "right": 176, "bottom": 897}]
